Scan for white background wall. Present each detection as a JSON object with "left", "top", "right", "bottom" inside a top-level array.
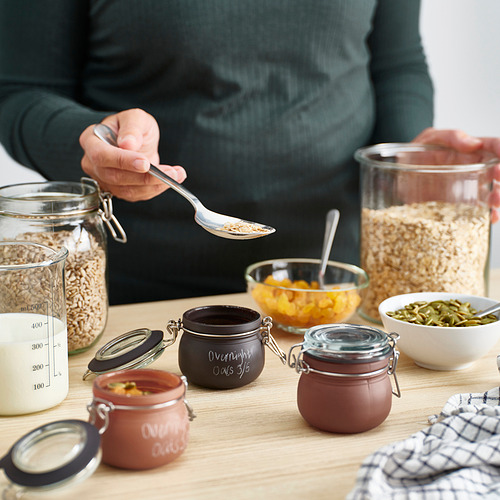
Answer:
[
  {"left": 0, "top": 0, "right": 499, "bottom": 265},
  {"left": 420, "top": 0, "right": 500, "bottom": 266}
]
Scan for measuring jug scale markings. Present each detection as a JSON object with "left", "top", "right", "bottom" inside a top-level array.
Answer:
[
  {"left": 0, "top": 313, "right": 68, "bottom": 415},
  {"left": 0, "top": 242, "right": 69, "bottom": 415}
]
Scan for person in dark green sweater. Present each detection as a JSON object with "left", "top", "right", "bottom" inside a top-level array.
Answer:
[{"left": 1, "top": 1, "right": 499, "bottom": 304}]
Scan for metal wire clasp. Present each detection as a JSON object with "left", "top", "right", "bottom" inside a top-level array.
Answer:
[
  {"left": 181, "top": 375, "right": 196, "bottom": 421},
  {"left": 387, "top": 332, "right": 401, "bottom": 398},
  {"left": 288, "top": 343, "right": 307, "bottom": 373},
  {"left": 166, "top": 319, "right": 181, "bottom": 344},
  {"left": 87, "top": 401, "right": 112, "bottom": 435},
  {"left": 260, "top": 316, "right": 286, "bottom": 364},
  {"left": 81, "top": 177, "right": 127, "bottom": 243}
]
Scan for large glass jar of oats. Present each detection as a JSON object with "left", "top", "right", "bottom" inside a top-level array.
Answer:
[
  {"left": 355, "top": 143, "right": 497, "bottom": 323},
  {"left": 0, "top": 178, "right": 126, "bottom": 354}
]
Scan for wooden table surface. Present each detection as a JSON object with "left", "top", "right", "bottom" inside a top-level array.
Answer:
[{"left": 1, "top": 269, "right": 500, "bottom": 500}]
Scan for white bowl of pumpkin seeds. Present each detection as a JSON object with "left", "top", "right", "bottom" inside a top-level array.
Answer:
[{"left": 379, "top": 292, "right": 500, "bottom": 371}]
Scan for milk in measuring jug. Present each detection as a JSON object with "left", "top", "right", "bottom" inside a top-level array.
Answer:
[{"left": 0, "top": 313, "right": 68, "bottom": 415}]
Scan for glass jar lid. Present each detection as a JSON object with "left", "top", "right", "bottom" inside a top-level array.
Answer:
[
  {"left": 302, "top": 323, "right": 395, "bottom": 361},
  {"left": 0, "top": 420, "right": 100, "bottom": 490},
  {"left": 83, "top": 328, "right": 166, "bottom": 380}
]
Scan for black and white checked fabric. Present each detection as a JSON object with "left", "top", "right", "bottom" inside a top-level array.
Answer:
[{"left": 347, "top": 387, "right": 500, "bottom": 499}]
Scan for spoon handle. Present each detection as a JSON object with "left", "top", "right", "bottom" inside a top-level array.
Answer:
[
  {"left": 319, "top": 209, "right": 340, "bottom": 284},
  {"left": 476, "top": 302, "right": 500, "bottom": 318},
  {"left": 148, "top": 164, "right": 201, "bottom": 211}
]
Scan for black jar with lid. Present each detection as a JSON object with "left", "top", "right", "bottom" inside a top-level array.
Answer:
[{"left": 169, "top": 305, "right": 286, "bottom": 389}]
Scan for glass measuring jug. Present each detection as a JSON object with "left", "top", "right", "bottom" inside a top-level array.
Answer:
[{"left": 0, "top": 241, "right": 69, "bottom": 415}]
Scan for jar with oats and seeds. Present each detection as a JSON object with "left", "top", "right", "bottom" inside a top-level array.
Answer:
[
  {"left": 355, "top": 143, "right": 497, "bottom": 323},
  {"left": 0, "top": 178, "right": 126, "bottom": 354}
]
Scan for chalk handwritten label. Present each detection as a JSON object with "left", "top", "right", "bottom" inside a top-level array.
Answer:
[
  {"left": 208, "top": 348, "right": 253, "bottom": 379},
  {"left": 141, "top": 413, "right": 189, "bottom": 458}
]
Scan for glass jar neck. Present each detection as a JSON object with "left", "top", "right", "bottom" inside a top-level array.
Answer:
[
  {"left": 303, "top": 350, "right": 391, "bottom": 371},
  {"left": 181, "top": 305, "right": 262, "bottom": 335},
  {"left": 0, "top": 181, "right": 99, "bottom": 217}
]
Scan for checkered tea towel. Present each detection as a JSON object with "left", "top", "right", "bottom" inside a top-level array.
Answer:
[{"left": 347, "top": 387, "right": 500, "bottom": 499}]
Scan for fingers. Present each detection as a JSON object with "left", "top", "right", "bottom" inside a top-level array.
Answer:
[
  {"left": 80, "top": 123, "right": 150, "bottom": 175},
  {"left": 104, "top": 109, "right": 158, "bottom": 152},
  {"left": 100, "top": 109, "right": 161, "bottom": 163},
  {"left": 477, "top": 137, "right": 500, "bottom": 161},
  {"left": 413, "top": 127, "right": 483, "bottom": 152},
  {"left": 489, "top": 186, "right": 500, "bottom": 207},
  {"left": 494, "top": 164, "right": 500, "bottom": 182},
  {"left": 81, "top": 158, "right": 186, "bottom": 202},
  {"left": 487, "top": 168, "right": 500, "bottom": 224},
  {"left": 168, "top": 165, "right": 188, "bottom": 184},
  {"left": 79, "top": 115, "right": 187, "bottom": 202}
]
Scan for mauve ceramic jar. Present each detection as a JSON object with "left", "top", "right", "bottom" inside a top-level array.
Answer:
[
  {"left": 288, "top": 324, "right": 400, "bottom": 434},
  {"left": 88, "top": 369, "right": 195, "bottom": 470},
  {"left": 168, "top": 305, "right": 286, "bottom": 389}
]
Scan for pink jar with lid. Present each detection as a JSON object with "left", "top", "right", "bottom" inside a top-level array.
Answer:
[
  {"left": 88, "top": 369, "right": 195, "bottom": 469},
  {"left": 288, "top": 324, "right": 400, "bottom": 434}
]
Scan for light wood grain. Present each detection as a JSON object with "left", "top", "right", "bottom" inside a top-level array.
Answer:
[{"left": 1, "top": 270, "right": 499, "bottom": 500}]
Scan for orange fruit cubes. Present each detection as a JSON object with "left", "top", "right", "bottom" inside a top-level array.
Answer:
[{"left": 251, "top": 275, "right": 361, "bottom": 328}]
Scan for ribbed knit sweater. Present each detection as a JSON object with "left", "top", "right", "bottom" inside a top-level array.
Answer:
[{"left": 0, "top": 0, "right": 433, "bottom": 304}]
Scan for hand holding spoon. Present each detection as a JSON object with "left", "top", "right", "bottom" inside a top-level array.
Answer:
[{"left": 93, "top": 123, "right": 275, "bottom": 240}]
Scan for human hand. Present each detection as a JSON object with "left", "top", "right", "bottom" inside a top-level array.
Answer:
[
  {"left": 80, "top": 108, "right": 187, "bottom": 201},
  {"left": 412, "top": 128, "right": 500, "bottom": 223}
]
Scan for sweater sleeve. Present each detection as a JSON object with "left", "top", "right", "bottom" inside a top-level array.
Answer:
[
  {"left": 0, "top": 1, "right": 109, "bottom": 181},
  {"left": 367, "top": 0, "right": 434, "bottom": 144}
]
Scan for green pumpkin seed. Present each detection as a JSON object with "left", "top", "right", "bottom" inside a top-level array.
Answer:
[{"left": 386, "top": 299, "right": 498, "bottom": 327}]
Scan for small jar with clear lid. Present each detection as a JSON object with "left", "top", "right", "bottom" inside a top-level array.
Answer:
[
  {"left": 0, "top": 178, "right": 126, "bottom": 354},
  {"left": 288, "top": 324, "right": 400, "bottom": 434}
]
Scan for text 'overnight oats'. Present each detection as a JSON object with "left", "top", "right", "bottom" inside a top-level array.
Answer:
[{"left": 361, "top": 201, "right": 490, "bottom": 321}]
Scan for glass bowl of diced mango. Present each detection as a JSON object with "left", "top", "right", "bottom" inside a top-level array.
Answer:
[{"left": 245, "top": 258, "right": 369, "bottom": 334}]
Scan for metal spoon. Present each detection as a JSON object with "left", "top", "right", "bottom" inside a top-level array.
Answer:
[
  {"left": 93, "top": 123, "right": 275, "bottom": 240},
  {"left": 318, "top": 209, "right": 340, "bottom": 289},
  {"left": 475, "top": 302, "right": 500, "bottom": 318}
]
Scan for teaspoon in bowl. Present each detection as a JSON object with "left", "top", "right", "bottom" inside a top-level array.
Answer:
[
  {"left": 475, "top": 302, "right": 500, "bottom": 318},
  {"left": 93, "top": 123, "right": 276, "bottom": 240},
  {"left": 318, "top": 209, "right": 340, "bottom": 289}
]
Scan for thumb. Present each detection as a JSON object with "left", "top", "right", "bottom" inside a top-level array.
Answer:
[
  {"left": 116, "top": 124, "right": 144, "bottom": 152},
  {"left": 102, "top": 109, "right": 159, "bottom": 154}
]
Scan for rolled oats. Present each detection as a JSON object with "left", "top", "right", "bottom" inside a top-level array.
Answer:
[{"left": 360, "top": 201, "right": 490, "bottom": 321}]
